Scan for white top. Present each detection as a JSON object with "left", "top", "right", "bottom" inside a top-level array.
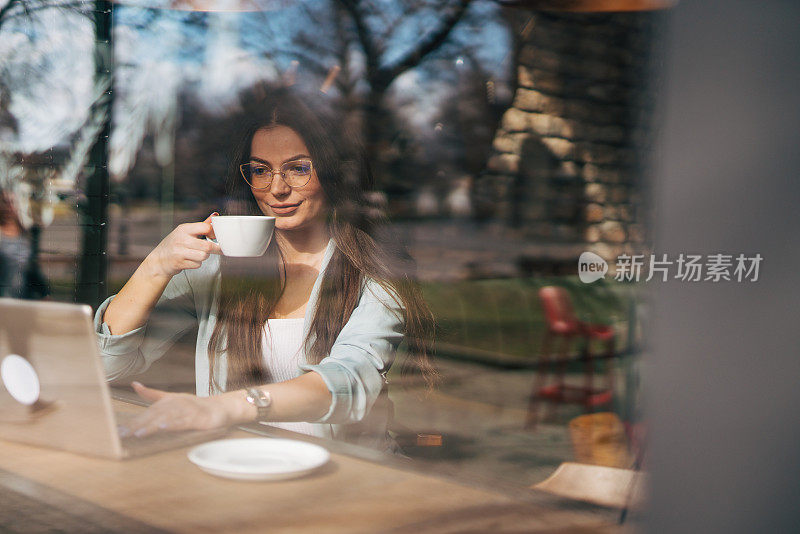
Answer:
[{"left": 260, "top": 318, "right": 332, "bottom": 439}]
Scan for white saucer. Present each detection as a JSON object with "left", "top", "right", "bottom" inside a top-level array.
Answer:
[{"left": 188, "top": 438, "right": 330, "bottom": 481}]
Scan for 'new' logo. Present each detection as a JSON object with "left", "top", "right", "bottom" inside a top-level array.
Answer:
[{"left": 578, "top": 252, "right": 608, "bottom": 283}]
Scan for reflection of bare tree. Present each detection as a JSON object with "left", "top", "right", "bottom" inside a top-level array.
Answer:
[
  {"left": 337, "top": 0, "right": 472, "bottom": 182},
  {"left": 261, "top": 0, "right": 475, "bottom": 185}
]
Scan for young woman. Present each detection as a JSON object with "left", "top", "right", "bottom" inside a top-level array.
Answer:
[{"left": 95, "top": 90, "right": 435, "bottom": 450}]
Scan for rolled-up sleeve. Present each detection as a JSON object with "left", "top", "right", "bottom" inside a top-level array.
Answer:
[
  {"left": 299, "top": 280, "right": 404, "bottom": 424},
  {"left": 93, "top": 270, "right": 198, "bottom": 381}
]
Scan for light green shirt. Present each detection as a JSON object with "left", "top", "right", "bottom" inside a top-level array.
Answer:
[{"left": 94, "top": 240, "right": 403, "bottom": 449}]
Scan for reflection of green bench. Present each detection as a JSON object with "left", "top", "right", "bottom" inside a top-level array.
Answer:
[{"left": 422, "top": 277, "right": 625, "bottom": 367}]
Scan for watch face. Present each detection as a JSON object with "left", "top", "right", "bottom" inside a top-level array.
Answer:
[{"left": 247, "top": 388, "right": 270, "bottom": 408}]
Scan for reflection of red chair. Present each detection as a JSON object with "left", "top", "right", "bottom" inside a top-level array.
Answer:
[{"left": 525, "top": 286, "right": 616, "bottom": 429}]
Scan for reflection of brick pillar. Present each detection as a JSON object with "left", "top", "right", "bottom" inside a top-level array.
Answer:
[{"left": 478, "top": 11, "right": 660, "bottom": 260}]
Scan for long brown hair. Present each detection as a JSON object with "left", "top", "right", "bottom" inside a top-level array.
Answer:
[{"left": 207, "top": 88, "right": 436, "bottom": 395}]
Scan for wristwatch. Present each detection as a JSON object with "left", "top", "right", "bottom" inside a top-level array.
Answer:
[{"left": 245, "top": 387, "right": 272, "bottom": 421}]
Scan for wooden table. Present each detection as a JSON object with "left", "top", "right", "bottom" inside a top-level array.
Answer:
[{"left": 0, "top": 399, "right": 620, "bottom": 533}]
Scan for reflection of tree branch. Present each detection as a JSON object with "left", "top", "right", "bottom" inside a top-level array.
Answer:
[
  {"left": 0, "top": 0, "right": 20, "bottom": 27},
  {"left": 384, "top": 0, "right": 470, "bottom": 85},
  {"left": 337, "top": 0, "right": 472, "bottom": 91},
  {"left": 332, "top": 3, "right": 358, "bottom": 96},
  {"left": 293, "top": 32, "right": 339, "bottom": 60},
  {"left": 337, "top": 0, "right": 382, "bottom": 84},
  {"left": 361, "top": 0, "right": 393, "bottom": 36},
  {"left": 0, "top": 0, "right": 86, "bottom": 31},
  {"left": 294, "top": 0, "right": 328, "bottom": 28}
]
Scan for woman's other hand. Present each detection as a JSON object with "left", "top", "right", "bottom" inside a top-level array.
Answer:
[
  {"left": 145, "top": 213, "right": 222, "bottom": 279},
  {"left": 119, "top": 381, "right": 234, "bottom": 438},
  {"left": 102, "top": 212, "right": 222, "bottom": 336}
]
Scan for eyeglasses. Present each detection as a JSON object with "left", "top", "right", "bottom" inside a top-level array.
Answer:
[{"left": 239, "top": 158, "right": 314, "bottom": 189}]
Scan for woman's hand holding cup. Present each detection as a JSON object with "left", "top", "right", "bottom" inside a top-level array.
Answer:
[{"left": 146, "top": 212, "right": 223, "bottom": 279}]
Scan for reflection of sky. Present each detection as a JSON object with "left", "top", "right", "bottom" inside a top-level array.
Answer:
[{"left": 2, "top": 0, "right": 510, "bottom": 173}]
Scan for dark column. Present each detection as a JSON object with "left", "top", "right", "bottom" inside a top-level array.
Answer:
[{"left": 75, "top": 0, "right": 113, "bottom": 307}]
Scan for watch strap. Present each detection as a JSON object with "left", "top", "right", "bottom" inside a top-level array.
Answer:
[{"left": 245, "top": 387, "right": 272, "bottom": 421}]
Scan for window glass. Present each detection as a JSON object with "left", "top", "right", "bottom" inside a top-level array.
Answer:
[{"left": 0, "top": 1, "right": 661, "bottom": 489}]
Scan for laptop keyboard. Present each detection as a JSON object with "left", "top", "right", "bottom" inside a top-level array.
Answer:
[{"left": 115, "top": 411, "right": 226, "bottom": 457}]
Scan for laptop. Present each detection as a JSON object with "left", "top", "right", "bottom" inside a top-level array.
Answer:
[{"left": 0, "top": 298, "right": 226, "bottom": 459}]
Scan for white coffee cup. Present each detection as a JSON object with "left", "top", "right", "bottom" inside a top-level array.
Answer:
[{"left": 210, "top": 216, "right": 275, "bottom": 257}]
